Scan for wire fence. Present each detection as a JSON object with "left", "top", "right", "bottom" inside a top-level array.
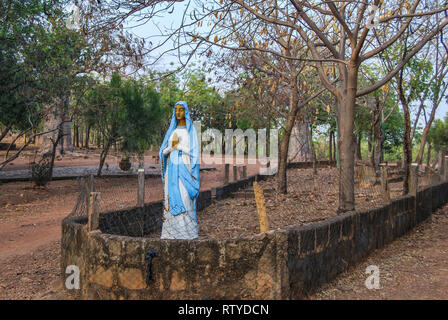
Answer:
[
  {"left": 66, "top": 161, "right": 444, "bottom": 240},
  {"left": 67, "top": 172, "right": 160, "bottom": 237}
]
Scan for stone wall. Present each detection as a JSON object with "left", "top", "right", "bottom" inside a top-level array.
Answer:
[{"left": 61, "top": 176, "right": 448, "bottom": 299}]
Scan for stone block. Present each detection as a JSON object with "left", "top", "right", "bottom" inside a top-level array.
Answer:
[
  {"left": 357, "top": 212, "right": 369, "bottom": 255},
  {"left": 314, "top": 222, "right": 329, "bottom": 251},
  {"left": 89, "top": 266, "right": 114, "bottom": 288},
  {"left": 375, "top": 224, "right": 384, "bottom": 250},
  {"left": 392, "top": 215, "right": 400, "bottom": 239},
  {"left": 322, "top": 247, "right": 337, "bottom": 283},
  {"left": 123, "top": 240, "right": 144, "bottom": 266},
  {"left": 118, "top": 268, "right": 146, "bottom": 290},
  {"left": 341, "top": 214, "right": 354, "bottom": 238},
  {"left": 296, "top": 255, "right": 313, "bottom": 297},
  {"left": 328, "top": 216, "right": 342, "bottom": 246},
  {"left": 298, "top": 225, "right": 315, "bottom": 257},
  {"left": 169, "top": 271, "right": 186, "bottom": 291}
]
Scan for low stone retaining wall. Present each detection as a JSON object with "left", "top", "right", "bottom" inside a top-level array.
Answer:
[{"left": 61, "top": 173, "right": 448, "bottom": 299}]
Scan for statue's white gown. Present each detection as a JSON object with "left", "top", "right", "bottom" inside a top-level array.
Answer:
[{"left": 161, "top": 127, "right": 198, "bottom": 239}]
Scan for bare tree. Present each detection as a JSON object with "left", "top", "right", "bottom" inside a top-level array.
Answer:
[
  {"left": 209, "top": 24, "right": 326, "bottom": 193},
  {"left": 414, "top": 38, "right": 448, "bottom": 164}
]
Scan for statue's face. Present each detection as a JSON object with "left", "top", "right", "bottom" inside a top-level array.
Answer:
[{"left": 175, "top": 105, "right": 185, "bottom": 121}]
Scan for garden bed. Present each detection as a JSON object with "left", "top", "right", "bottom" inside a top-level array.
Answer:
[{"left": 148, "top": 167, "right": 405, "bottom": 239}]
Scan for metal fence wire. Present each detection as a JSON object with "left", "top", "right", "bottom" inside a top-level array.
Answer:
[
  {"left": 67, "top": 162, "right": 440, "bottom": 240},
  {"left": 68, "top": 173, "right": 159, "bottom": 238}
]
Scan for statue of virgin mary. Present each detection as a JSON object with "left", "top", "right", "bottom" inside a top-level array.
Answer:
[{"left": 159, "top": 101, "right": 200, "bottom": 239}]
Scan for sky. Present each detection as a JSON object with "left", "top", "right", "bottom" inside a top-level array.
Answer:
[{"left": 122, "top": 2, "right": 448, "bottom": 123}]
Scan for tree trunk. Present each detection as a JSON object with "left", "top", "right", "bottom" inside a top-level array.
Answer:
[
  {"left": 337, "top": 63, "right": 357, "bottom": 213},
  {"left": 278, "top": 75, "right": 299, "bottom": 194},
  {"left": 288, "top": 112, "right": 312, "bottom": 162},
  {"left": 426, "top": 143, "right": 431, "bottom": 168},
  {"left": 373, "top": 107, "right": 384, "bottom": 174},
  {"left": 62, "top": 119, "right": 73, "bottom": 153},
  {"left": 416, "top": 100, "right": 438, "bottom": 164},
  {"left": 0, "top": 123, "right": 12, "bottom": 144},
  {"left": 368, "top": 128, "right": 374, "bottom": 167},
  {"left": 39, "top": 106, "right": 62, "bottom": 157},
  {"left": 74, "top": 123, "right": 79, "bottom": 148},
  {"left": 309, "top": 123, "right": 317, "bottom": 174},
  {"left": 85, "top": 125, "right": 91, "bottom": 149},
  {"left": 329, "top": 130, "right": 333, "bottom": 162},
  {"left": 373, "top": 129, "right": 384, "bottom": 171},
  {"left": 398, "top": 83, "right": 412, "bottom": 195},
  {"left": 61, "top": 93, "right": 74, "bottom": 153},
  {"left": 97, "top": 139, "right": 112, "bottom": 177},
  {"left": 333, "top": 130, "right": 337, "bottom": 164},
  {"left": 96, "top": 131, "right": 101, "bottom": 148},
  {"left": 48, "top": 124, "right": 64, "bottom": 181},
  {"left": 355, "top": 131, "right": 362, "bottom": 161},
  {"left": 79, "top": 126, "right": 83, "bottom": 148}
]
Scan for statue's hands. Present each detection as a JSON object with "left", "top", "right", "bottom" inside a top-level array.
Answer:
[{"left": 171, "top": 132, "right": 179, "bottom": 148}]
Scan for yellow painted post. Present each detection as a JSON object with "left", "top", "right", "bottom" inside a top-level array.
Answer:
[{"left": 253, "top": 181, "right": 269, "bottom": 233}]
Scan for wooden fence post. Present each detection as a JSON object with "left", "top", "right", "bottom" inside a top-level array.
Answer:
[
  {"left": 380, "top": 163, "right": 390, "bottom": 204},
  {"left": 409, "top": 163, "right": 419, "bottom": 196},
  {"left": 253, "top": 181, "right": 269, "bottom": 233},
  {"left": 88, "top": 192, "right": 101, "bottom": 231},
  {"left": 224, "top": 164, "right": 229, "bottom": 185},
  {"left": 138, "top": 168, "right": 145, "bottom": 207},
  {"left": 242, "top": 165, "right": 247, "bottom": 178},
  {"left": 233, "top": 164, "right": 238, "bottom": 181}
]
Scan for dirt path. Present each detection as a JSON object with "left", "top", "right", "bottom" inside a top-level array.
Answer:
[{"left": 310, "top": 204, "right": 448, "bottom": 300}]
